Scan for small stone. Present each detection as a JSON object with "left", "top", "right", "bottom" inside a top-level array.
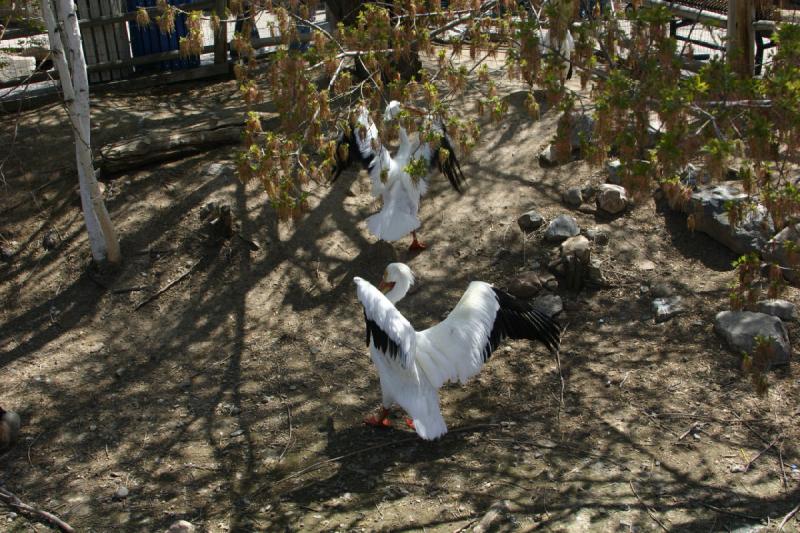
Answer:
[
  {"left": 544, "top": 214, "right": 580, "bottom": 242},
  {"left": 596, "top": 184, "right": 628, "bottom": 214},
  {"left": 508, "top": 272, "right": 542, "bottom": 299},
  {"left": 756, "top": 299, "right": 796, "bottom": 321},
  {"left": 517, "top": 210, "right": 545, "bottom": 233},
  {"left": 533, "top": 294, "right": 563, "bottom": 317},
  {"left": 635, "top": 259, "right": 657, "bottom": 271},
  {"left": 580, "top": 183, "right": 597, "bottom": 200},
  {"left": 42, "top": 230, "right": 60, "bottom": 250},
  {"left": 652, "top": 296, "right": 683, "bottom": 323},
  {"left": 562, "top": 187, "right": 583, "bottom": 207},
  {"left": 606, "top": 158, "right": 622, "bottom": 185},
  {"left": 166, "top": 520, "right": 196, "bottom": 533},
  {"left": 114, "top": 367, "right": 124, "bottom": 379},
  {"left": 545, "top": 279, "right": 559, "bottom": 291},
  {"left": 560, "top": 235, "right": 590, "bottom": 263},
  {"left": 538, "top": 144, "right": 558, "bottom": 167},
  {"left": 113, "top": 486, "right": 129, "bottom": 500},
  {"left": 230, "top": 429, "right": 244, "bottom": 437},
  {"left": 0, "top": 242, "right": 15, "bottom": 261},
  {"left": 714, "top": 311, "right": 791, "bottom": 367}
]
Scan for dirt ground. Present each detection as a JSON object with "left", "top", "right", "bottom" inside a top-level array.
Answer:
[{"left": 1, "top": 54, "right": 799, "bottom": 533}]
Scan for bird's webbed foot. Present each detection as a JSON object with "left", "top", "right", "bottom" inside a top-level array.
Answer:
[{"left": 364, "top": 407, "right": 392, "bottom": 428}]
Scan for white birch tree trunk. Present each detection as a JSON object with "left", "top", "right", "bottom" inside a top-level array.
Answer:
[{"left": 41, "top": 0, "right": 121, "bottom": 264}]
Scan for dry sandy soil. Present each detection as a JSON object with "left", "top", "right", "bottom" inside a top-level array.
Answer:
[{"left": 1, "top": 55, "right": 799, "bottom": 532}]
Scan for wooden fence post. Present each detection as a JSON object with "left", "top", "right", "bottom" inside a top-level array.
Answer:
[
  {"left": 727, "top": 0, "right": 755, "bottom": 78},
  {"left": 214, "top": 0, "right": 228, "bottom": 64}
]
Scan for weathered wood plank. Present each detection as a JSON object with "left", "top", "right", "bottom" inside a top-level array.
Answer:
[{"left": 96, "top": 112, "right": 278, "bottom": 174}]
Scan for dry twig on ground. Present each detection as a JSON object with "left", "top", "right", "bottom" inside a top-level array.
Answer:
[{"left": 0, "top": 486, "right": 75, "bottom": 532}]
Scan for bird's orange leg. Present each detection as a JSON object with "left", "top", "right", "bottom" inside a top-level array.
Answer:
[
  {"left": 409, "top": 231, "right": 427, "bottom": 251},
  {"left": 364, "top": 407, "right": 392, "bottom": 428}
]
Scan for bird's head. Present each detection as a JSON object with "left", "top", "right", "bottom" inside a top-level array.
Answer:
[
  {"left": 384, "top": 100, "right": 403, "bottom": 123},
  {"left": 378, "top": 262, "right": 415, "bottom": 295}
]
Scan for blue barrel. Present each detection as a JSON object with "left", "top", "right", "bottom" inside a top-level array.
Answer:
[{"left": 127, "top": 0, "right": 201, "bottom": 73}]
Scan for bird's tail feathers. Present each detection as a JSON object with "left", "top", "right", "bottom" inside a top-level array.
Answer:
[
  {"left": 366, "top": 208, "right": 420, "bottom": 242},
  {"left": 436, "top": 134, "right": 466, "bottom": 193}
]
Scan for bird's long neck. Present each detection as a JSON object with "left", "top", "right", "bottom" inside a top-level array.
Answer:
[{"left": 384, "top": 276, "right": 412, "bottom": 305}]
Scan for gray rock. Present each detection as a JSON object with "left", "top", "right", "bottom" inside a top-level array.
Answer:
[
  {"left": 606, "top": 158, "right": 622, "bottom": 185},
  {"left": 570, "top": 113, "right": 595, "bottom": 152},
  {"left": 508, "top": 272, "right": 542, "bottom": 299},
  {"left": 545, "top": 214, "right": 580, "bottom": 242},
  {"left": 763, "top": 223, "right": 800, "bottom": 286},
  {"left": 596, "top": 184, "right": 628, "bottom": 215},
  {"left": 756, "top": 299, "right": 796, "bottom": 321},
  {"left": 714, "top": 311, "right": 791, "bottom": 366},
  {"left": 561, "top": 235, "right": 591, "bottom": 262},
  {"left": 689, "top": 185, "right": 775, "bottom": 256},
  {"left": 113, "top": 486, "right": 129, "bottom": 500},
  {"left": 533, "top": 294, "right": 563, "bottom": 317},
  {"left": 517, "top": 210, "right": 545, "bottom": 233},
  {"left": 166, "top": 520, "right": 196, "bottom": 533},
  {"left": 562, "top": 187, "right": 583, "bottom": 207},
  {"left": 652, "top": 296, "right": 683, "bottom": 323}
]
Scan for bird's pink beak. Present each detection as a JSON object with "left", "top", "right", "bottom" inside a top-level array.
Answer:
[{"left": 378, "top": 280, "right": 395, "bottom": 293}]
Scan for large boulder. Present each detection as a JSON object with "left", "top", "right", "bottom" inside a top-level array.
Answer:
[
  {"left": 756, "top": 299, "right": 796, "bottom": 321},
  {"left": 763, "top": 223, "right": 800, "bottom": 286},
  {"left": 714, "top": 311, "right": 791, "bottom": 366},
  {"left": 689, "top": 185, "right": 775, "bottom": 256}
]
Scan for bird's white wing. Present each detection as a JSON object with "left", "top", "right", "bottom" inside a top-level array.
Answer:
[
  {"left": 367, "top": 146, "right": 392, "bottom": 198},
  {"left": 415, "top": 282, "right": 561, "bottom": 389},
  {"left": 354, "top": 276, "right": 448, "bottom": 440},
  {"left": 354, "top": 277, "right": 416, "bottom": 368}
]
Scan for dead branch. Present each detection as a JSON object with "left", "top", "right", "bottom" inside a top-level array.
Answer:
[
  {"left": 0, "top": 486, "right": 75, "bottom": 533},
  {"left": 743, "top": 436, "right": 781, "bottom": 472},
  {"left": 135, "top": 261, "right": 199, "bottom": 310},
  {"left": 778, "top": 502, "right": 800, "bottom": 531},
  {"left": 677, "top": 421, "right": 698, "bottom": 441},
  {"left": 629, "top": 481, "right": 670, "bottom": 532}
]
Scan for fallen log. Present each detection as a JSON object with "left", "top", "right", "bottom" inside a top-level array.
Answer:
[{"left": 96, "top": 112, "right": 278, "bottom": 174}]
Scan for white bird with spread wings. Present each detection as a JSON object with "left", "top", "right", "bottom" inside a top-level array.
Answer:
[{"left": 354, "top": 263, "right": 562, "bottom": 440}]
